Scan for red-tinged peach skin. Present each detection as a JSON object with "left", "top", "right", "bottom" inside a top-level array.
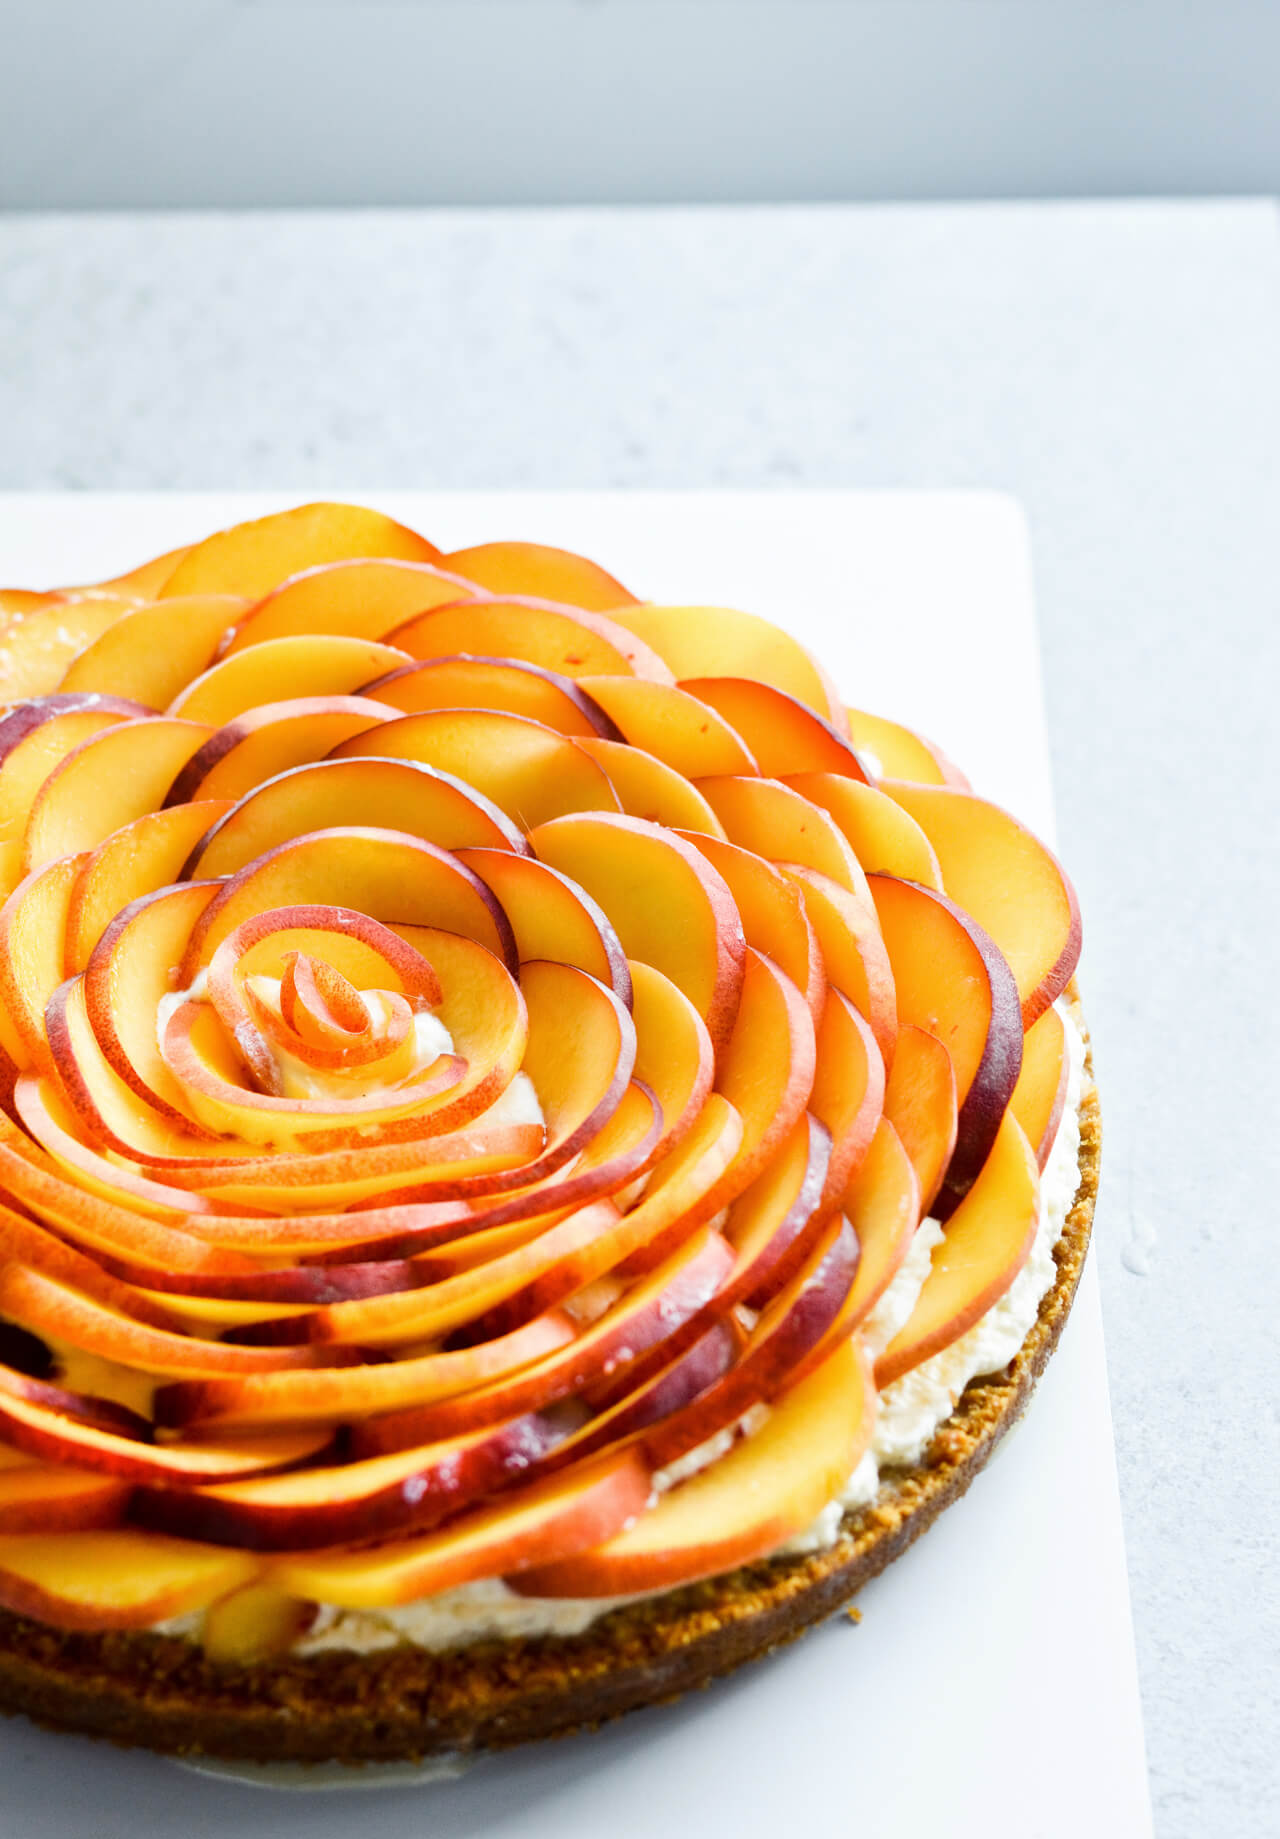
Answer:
[
  {"left": 169, "top": 634, "right": 412, "bottom": 726},
  {"left": 867, "top": 873, "right": 1023, "bottom": 1218},
  {"left": 782, "top": 772, "right": 943, "bottom": 889},
  {"left": 882, "top": 1022, "right": 959, "bottom": 1215},
  {"left": 58, "top": 595, "right": 246, "bottom": 708},
  {"left": 698, "top": 775, "right": 871, "bottom": 904},
  {"left": 360, "top": 655, "right": 621, "bottom": 738},
  {"left": 783, "top": 864, "right": 897, "bottom": 1071},
  {"left": 528, "top": 812, "right": 745, "bottom": 1051},
  {"left": 881, "top": 781, "right": 1082, "bottom": 1025},
  {"left": 329, "top": 707, "right": 620, "bottom": 829},
  {"left": 442, "top": 541, "right": 639, "bottom": 611},
  {"left": 515, "top": 1338, "right": 870, "bottom": 1599},
  {"left": 1009, "top": 1003, "right": 1069, "bottom": 1169},
  {"left": 65, "top": 800, "right": 234, "bottom": 975},
  {"left": 454, "top": 848, "right": 630, "bottom": 1003},
  {"left": 0, "top": 1464, "right": 131, "bottom": 1536},
  {"left": 23, "top": 717, "right": 212, "bottom": 870},
  {"left": 164, "top": 695, "right": 391, "bottom": 806},
  {"left": 0, "top": 1530, "right": 261, "bottom": 1631},
  {"left": 158, "top": 502, "right": 443, "bottom": 601},
  {"left": 875, "top": 1110, "right": 1041, "bottom": 1386},
  {"left": 576, "top": 736, "right": 727, "bottom": 837},
  {"left": 606, "top": 604, "right": 847, "bottom": 731},
  {"left": 573, "top": 676, "right": 759, "bottom": 776},
  {"left": 682, "top": 677, "right": 867, "bottom": 779},
  {"left": 386, "top": 596, "right": 674, "bottom": 684},
  {"left": 844, "top": 707, "right": 969, "bottom": 787}
]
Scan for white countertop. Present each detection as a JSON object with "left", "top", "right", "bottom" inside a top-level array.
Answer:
[{"left": 1, "top": 199, "right": 1277, "bottom": 1837}]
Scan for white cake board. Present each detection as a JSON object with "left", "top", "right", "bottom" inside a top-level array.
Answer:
[{"left": 0, "top": 492, "right": 1152, "bottom": 1838}]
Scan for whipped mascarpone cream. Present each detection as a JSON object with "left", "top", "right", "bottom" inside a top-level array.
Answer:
[{"left": 157, "top": 1001, "right": 1088, "bottom": 1656}]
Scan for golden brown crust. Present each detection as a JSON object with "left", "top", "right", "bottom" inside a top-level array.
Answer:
[{"left": 0, "top": 1016, "right": 1100, "bottom": 1767}]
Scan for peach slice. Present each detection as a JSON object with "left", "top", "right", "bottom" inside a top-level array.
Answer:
[
  {"left": 573, "top": 676, "right": 758, "bottom": 776},
  {"left": 89, "top": 541, "right": 192, "bottom": 600},
  {"left": 810, "top": 987, "right": 885, "bottom": 1206},
  {"left": 0, "top": 856, "right": 85, "bottom": 1072},
  {"left": 867, "top": 873, "right": 1023, "bottom": 1217},
  {"left": 157, "top": 502, "right": 443, "bottom": 600},
  {"left": 843, "top": 707, "right": 968, "bottom": 787},
  {"left": 882, "top": 1022, "right": 959, "bottom": 1215},
  {"left": 880, "top": 782, "right": 1082, "bottom": 1024},
  {"left": 875, "top": 1110, "right": 1041, "bottom": 1386},
  {"left": 135, "top": 1411, "right": 565, "bottom": 1551},
  {"left": 65, "top": 800, "right": 234, "bottom": 975},
  {"left": 330, "top": 707, "right": 620, "bottom": 829},
  {"left": 201, "top": 1584, "right": 314, "bottom": 1664},
  {"left": 386, "top": 596, "right": 674, "bottom": 683},
  {"left": 0, "top": 1530, "right": 260, "bottom": 1631},
  {"left": 169, "top": 633, "right": 411, "bottom": 726},
  {"left": 165, "top": 695, "right": 391, "bottom": 806},
  {"left": 783, "top": 865, "right": 897, "bottom": 1071},
  {"left": 269, "top": 1448, "right": 651, "bottom": 1608},
  {"left": 627, "top": 961, "right": 717, "bottom": 1156},
  {"left": 605, "top": 604, "right": 847, "bottom": 731},
  {"left": 58, "top": 595, "right": 246, "bottom": 708},
  {"left": 360, "top": 655, "right": 619, "bottom": 738},
  {"left": 0, "top": 1463, "right": 131, "bottom": 1536},
  {"left": 443, "top": 540, "right": 639, "bottom": 611},
  {"left": 182, "top": 829, "right": 517, "bottom": 979},
  {"left": 515, "top": 1338, "right": 871, "bottom": 1599},
  {"left": 0, "top": 593, "right": 143, "bottom": 699},
  {"left": 0, "top": 705, "right": 136, "bottom": 839},
  {"left": 23, "top": 716, "right": 211, "bottom": 870},
  {"left": 682, "top": 678, "right": 867, "bottom": 779},
  {"left": 679, "top": 831, "right": 825, "bottom": 1028},
  {"left": 528, "top": 812, "right": 746, "bottom": 1050},
  {"left": 575, "top": 736, "right": 726, "bottom": 837},
  {"left": 1009, "top": 1003, "right": 1069, "bottom": 1169},
  {"left": 454, "top": 847, "right": 629, "bottom": 1002},
  {"left": 698, "top": 775, "right": 870, "bottom": 903},
  {"left": 191, "top": 758, "right": 524, "bottom": 882},
  {"left": 0, "top": 1195, "right": 188, "bottom": 1330},
  {"left": 710, "top": 947, "right": 817, "bottom": 1199},
  {"left": 219, "top": 557, "right": 479, "bottom": 655},
  {"left": 782, "top": 773, "right": 943, "bottom": 889}
]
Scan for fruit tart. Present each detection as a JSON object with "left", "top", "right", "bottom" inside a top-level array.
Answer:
[{"left": 0, "top": 502, "right": 1097, "bottom": 1763}]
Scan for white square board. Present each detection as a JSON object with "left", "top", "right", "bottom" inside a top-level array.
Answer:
[{"left": 0, "top": 492, "right": 1151, "bottom": 1837}]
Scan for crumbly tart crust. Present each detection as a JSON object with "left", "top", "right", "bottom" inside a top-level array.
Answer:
[{"left": 0, "top": 1023, "right": 1100, "bottom": 1767}]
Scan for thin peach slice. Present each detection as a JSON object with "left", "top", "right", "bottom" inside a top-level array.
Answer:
[
  {"left": 875, "top": 1110, "right": 1041, "bottom": 1386},
  {"left": 170, "top": 634, "right": 411, "bottom": 726},
  {"left": 386, "top": 596, "right": 673, "bottom": 683},
  {"left": 0, "top": 856, "right": 86, "bottom": 1072},
  {"left": 23, "top": 717, "right": 212, "bottom": 871},
  {"left": 65, "top": 800, "right": 234, "bottom": 975},
  {"left": 360, "top": 655, "right": 618, "bottom": 738},
  {"left": 182, "top": 829, "right": 517, "bottom": 979},
  {"left": 698, "top": 775, "right": 871, "bottom": 903},
  {"left": 329, "top": 708, "right": 620, "bottom": 830},
  {"left": 219, "top": 557, "right": 479, "bottom": 655},
  {"left": 606, "top": 604, "right": 847, "bottom": 731},
  {"left": 443, "top": 540, "right": 639, "bottom": 611},
  {"left": 0, "top": 706, "right": 136, "bottom": 838},
  {"left": 810, "top": 988, "right": 885, "bottom": 1206},
  {"left": 627, "top": 960, "right": 715, "bottom": 1152},
  {"left": 783, "top": 865, "right": 897, "bottom": 1071},
  {"left": 0, "top": 1196, "right": 185, "bottom": 1330},
  {"left": 711, "top": 948, "right": 817, "bottom": 1198},
  {"left": 0, "top": 592, "right": 143, "bottom": 699},
  {"left": 682, "top": 677, "right": 867, "bottom": 780},
  {"left": 843, "top": 707, "right": 968, "bottom": 787},
  {"left": 89, "top": 542, "right": 192, "bottom": 600},
  {"left": 1009, "top": 1003, "right": 1069, "bottom": 1169},
  {"left": 165, "top": 695, "right": 391, "bottom": 806},
  {"left": 270, "top": 1448, "right": 651, "bottom": 1608},
  {"left": 882, "top": 1022, "right": 959, "bottom": 1216},
  {"left": 867, "top": 873, "right": 1023, "bottom": 1217},
  {"left": 515, "top": 1338, "right": 870, "bottom": 1599},
  {"left": 679, "top": 831, "right": 825, "bottom": 1029},
  {"left": 58, "top": 595, "right": 246, "bottom": 707},
  {"left": 158, "top": 502, "right": 442, "bottom": 600},
  {"left": 576, "top": 736, "right": 726, "bottom": 837},
  {"left": 0, "top": 1530, "right": 260, "bottom": 1631},
  {"left": 783, "top": 773, "right": 943, "bottom": 889},
  {"left": 200, "top": 1585, "right": 314, "bottom": 1664},
  {"left": 881, "top": 781, "right": 1082, "bottom": 1025},
  {"left": 0, "top": 1463, "right": 131, "bottom": 1536},
  {"left": 573, "top": 676, "right": 758, "bottom": 776},
  {"left": 454, "top": 848, "right": 629, "bottom": 1002},
  {"left": 528, "top": 812, "right": 746, "bottom": 1051}
]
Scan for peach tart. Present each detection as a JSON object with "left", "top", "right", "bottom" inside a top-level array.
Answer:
[{"left": 0, "top": 503, "right": 1097, "bottom": 1763}]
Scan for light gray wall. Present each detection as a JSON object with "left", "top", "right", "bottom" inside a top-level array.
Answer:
[{"left": 2, "top": 1, "right": 1278, "bottom": 208}]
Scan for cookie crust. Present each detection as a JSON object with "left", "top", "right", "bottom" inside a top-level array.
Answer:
[{"left": 0, "top": 1020, "right": 1100, "bottom": 1766}]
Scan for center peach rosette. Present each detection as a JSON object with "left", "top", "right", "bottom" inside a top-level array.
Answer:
[{"left": 0, "top": 503, "right": 1080, "bottom": 1651}]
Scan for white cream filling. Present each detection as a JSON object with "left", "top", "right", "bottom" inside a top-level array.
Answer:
[{"left": 156, "top": 1002, "right": 1087, "bottom": 1657}]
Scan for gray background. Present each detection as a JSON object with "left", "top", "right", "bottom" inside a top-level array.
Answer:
[{"left": 3, "top": 0, "right": 1280, "bottom": 208}]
